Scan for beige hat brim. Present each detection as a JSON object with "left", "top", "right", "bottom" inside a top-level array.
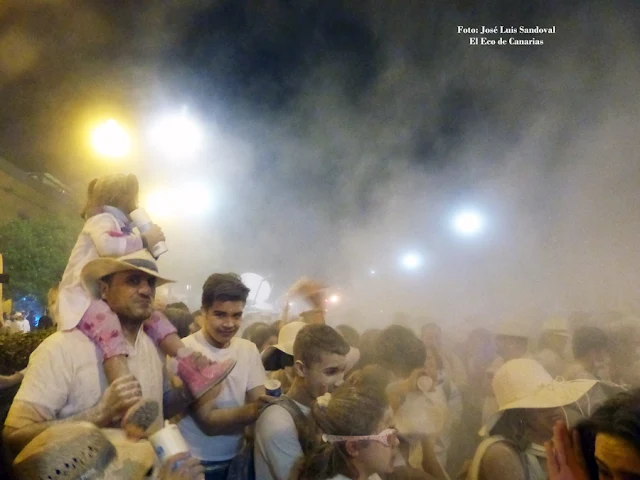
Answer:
[
  {"left": 479, "top": 379, "right": 598, "bottom": 436},
  {"left": 101, "top": 428, "right": 156, "bottom": 478},
  {"left": 82, "top": 256, "right": 174, "bottom": 298}
]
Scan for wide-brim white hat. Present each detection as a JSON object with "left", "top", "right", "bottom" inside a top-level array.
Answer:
[
  {"left": 81, "top": 250, "right": 174, "bottom": 298},
  {"left": 262, "top": 321, "right": 307, "bottom": 371},
  {"left": 479, "top": 358, "right": 597, "bottom": 436}
]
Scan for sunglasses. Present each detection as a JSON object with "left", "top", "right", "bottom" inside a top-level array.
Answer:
[{"left": 321, "top": 428, "right": 398, "bottom": 447}]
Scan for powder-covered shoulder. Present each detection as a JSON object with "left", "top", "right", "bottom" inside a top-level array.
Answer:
[{"left": 82, "top": 213, "right": 120, "bottom": 232}]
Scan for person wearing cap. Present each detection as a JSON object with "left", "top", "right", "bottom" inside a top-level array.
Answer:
[
  {"left": 262, "top": 321, "right": 308, "bottom": 394},
  {"left": 177, "top": 273, "right": 272, "bottom": 480},
  {"left": 3, "top": 251, "right": 195, "bottom": 457},
  {"left": 534, "top": 319, "right": 571, "bottom": 378},
  {"left": 12, "top": 421, "right": 205, "bottom": 480},
  {"left": 466, "top": 358, "right": 598, "bottom": 480}
]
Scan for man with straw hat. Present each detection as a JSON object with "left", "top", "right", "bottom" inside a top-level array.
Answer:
[
  {"left": 12, "top": 421, "right": 204, "bottom": 479},
  {"left": 3, "top": 251, "right": 194, "bottom": 457}
]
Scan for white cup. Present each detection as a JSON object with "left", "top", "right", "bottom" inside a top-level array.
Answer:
[
  {"left": 130, "top": 208, "right": 168, "bottom": 258},
  {"left": 149, "top": 422, "right": 189, "bottom": 461}
]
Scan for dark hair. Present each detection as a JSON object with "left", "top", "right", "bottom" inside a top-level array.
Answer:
[
  {"left": 572, "top": 326, "right": 608, "bottom": 359},
  {"left": 166, "top": 302, "right": 190, "bottom": 312},
  {"left": 294, "top": 384, "right": 389, "bottom": 480},
  {"left": 576, "top": 389, "right": 640, "bottom": 480},
  {"left": 355, "top": 329, "right": 382, "bottom": 370},
  {"left": 164, "top": 307, "right": 193, "bottom": 339},
  {"left": 490, "top": 408, "right": 534, "bottom": 451},
  {"left": 81, "top": 174, "right": 139, "bottom": 219},
  {"left": 335, "top": 325, "right": 360, "bottom": 348},
  {"left": 242, "top": 321, "right": 268, "bottom": 340},
  {"left": 375, "top": 325, "right": 426, "bottom": 378},
  {"left": 347, "top": 364, "right": 394, "bottom": 398},
  {"left": 293, "top": 325, "right": 350, "bottom": 367},
  {"left": 421, "top": 322, "right": 441, "bottom": 334},
  {"left": 201, "top": 273, "right": 250, "bottom": 310},
  {"left": 249, "top": 325, "right": 278, "bottom": 351}
]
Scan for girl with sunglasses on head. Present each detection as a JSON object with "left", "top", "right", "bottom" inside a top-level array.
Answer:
[{"left": 293, "top": 383, "right": 399, "bottom": 480}]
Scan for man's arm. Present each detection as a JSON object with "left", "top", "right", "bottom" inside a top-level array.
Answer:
[
  {"left": 190, "top": 385, "right": 266, "bottom": 436},
  {"left": 3, "top": 401, "right": 108, "bottom": 456},
  {"left": 3, "top": 374, "right": 141, "bottom": 456}
]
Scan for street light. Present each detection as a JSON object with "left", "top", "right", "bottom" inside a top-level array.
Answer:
[
  {"left": 401, "top": 252, "right": 422, "bottom": 270},
  {"left": 91, "top": 119, "right": 131, "bottom": 158},
  {"left": 149, "top": 110, "right": 204, "bottom": 159},
  {"left": 452, "top": 210, "right": 485, "bottom": 236}
]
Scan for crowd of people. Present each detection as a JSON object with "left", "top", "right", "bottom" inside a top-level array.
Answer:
[{"left": 2, "top": 173, "right": 640, "bottom": 480}]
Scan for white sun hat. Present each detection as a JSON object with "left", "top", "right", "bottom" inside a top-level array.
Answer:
[
  {"left": 479, "top": 358, "right": 597, "bottom": 436},
  {"left": 261, "top": 321, "right": 307, "bottom": 371}
]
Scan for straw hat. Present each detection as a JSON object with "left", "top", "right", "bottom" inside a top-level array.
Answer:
[
  {"left": 262, "top": 321, "right": 306, "bottom": 371},
  {"left": 81, "top": 250, "right": 173, "bottom": 298},
  {"left": 542, "top": 318, "right": 570, "bottom": 337},
  {"left": 13, "top": 422, "right": 155, "bottom": 479},
  {"left": 479, "top": 358, "right": 597, "bottom": 436}
]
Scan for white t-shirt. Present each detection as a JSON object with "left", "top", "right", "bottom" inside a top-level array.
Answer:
[
  {"left": 9, "top": 329, "right": 165, "bottom": 421},
  {"left": 254, "top": 399, "right": 311, "bottom": 480},
  {"left": 177, "top": 333, "right": 266, "bottom": 462}
]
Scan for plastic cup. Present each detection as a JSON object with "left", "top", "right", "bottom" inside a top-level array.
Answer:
[
  {"left": 130, "top": 208, "right": 168, "bottom": 258},
  {"left": 149, "top": 422, "right": 189, "bottom": 461},
  {"left": 265, "top": 379, "right": 282, "bottom": 397}
]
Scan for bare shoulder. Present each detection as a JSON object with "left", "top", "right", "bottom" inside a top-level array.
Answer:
[{"left": 480, "top": 441, "right": 525, "bottom": 480}]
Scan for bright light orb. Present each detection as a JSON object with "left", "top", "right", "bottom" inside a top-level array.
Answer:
[
  {"left": 91, "top": 120, "right": 131, "bottom": 158},
  {"left": 452, "top": 210, "right": 484, "bottom": 236},
  {"left": 149, "top": 111, "right": 204, "bottom": 159},
  {"left": 328, "top": 294, "right": 341, "bottom": 304},
  {"left": 401, "top": 253, "right": 422, "bottom": 270},
  {"left": 241, "top": 273, "right": 272, "bottom": 304}
]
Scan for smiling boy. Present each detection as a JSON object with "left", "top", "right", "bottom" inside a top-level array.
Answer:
[{"left": 177, "top": 273, "right": 269, "bottom": 480}]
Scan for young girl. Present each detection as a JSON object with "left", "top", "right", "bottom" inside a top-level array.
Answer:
[
  {"left": 294, "top": 384, "right": 399, "bottom": 480},
  {"left": 56, "top": 174, "right": 235, "bottom": 438}
]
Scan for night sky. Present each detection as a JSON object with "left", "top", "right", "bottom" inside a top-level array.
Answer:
[{"left": 1, "top": 0, "right": 639, "bottom": 314}]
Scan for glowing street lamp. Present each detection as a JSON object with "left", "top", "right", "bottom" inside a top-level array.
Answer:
[
  {"left": 91, "top": 119, "right": 131, "bottom": 158},
  {"left": 452, "top": 210, "right": 485, "bottom": 236},
  {"left": 149, "top": 110, "right": 204, "bottom": 159},
  {"left": 401, "top": 252, "right": 423, "bottom": 270}
]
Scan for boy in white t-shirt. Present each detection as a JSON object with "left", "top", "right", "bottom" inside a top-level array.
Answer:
[{"left": 178, "top": 273, "right": 273, "bottom": 480}]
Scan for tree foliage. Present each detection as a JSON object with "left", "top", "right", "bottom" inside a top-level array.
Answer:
[{"left": 0, "top": 215, "right": 80, "bottom": 304}]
